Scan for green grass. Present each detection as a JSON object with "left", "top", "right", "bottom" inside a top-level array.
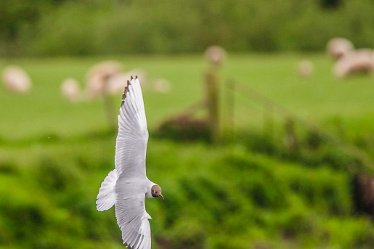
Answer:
[
  {"left": 0, "top": 55, "right": 205, "bottom": 139},
  {"left": 1, "top": 54, "right": 374, "bottom": 139},
  {"left": 222, "top": 54, "right": 374, "bottom": 137},
  {"left": 1, "top": 54, "right": 374, "bottom": 249}
]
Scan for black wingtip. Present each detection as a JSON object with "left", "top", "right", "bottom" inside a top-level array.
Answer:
[{"left": 121, "top": 80, "right": 132, "bottom": 106}]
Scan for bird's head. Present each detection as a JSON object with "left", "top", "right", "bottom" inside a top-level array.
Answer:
[{"left": 151, "top": 185, "right": 164, "bottom": 199}]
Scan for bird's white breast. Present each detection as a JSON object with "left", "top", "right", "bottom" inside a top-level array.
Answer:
[{"left": 115, "top": 177, "right": 154, "bottom": 199}]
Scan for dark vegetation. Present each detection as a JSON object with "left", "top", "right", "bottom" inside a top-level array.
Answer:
[
  {"left": 2, "top": 0, "right": 374, "bottom": 56},
  {"left": 1, "top": 123, "right": 374, "bottom": 249}
]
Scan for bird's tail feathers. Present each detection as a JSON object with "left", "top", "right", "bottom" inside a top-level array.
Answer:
[{"left": 96, "top": 169, "right": 118, "bottom": 211}]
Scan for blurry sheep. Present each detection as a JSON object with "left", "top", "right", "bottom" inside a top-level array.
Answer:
[
  {"left": 327, "top": 37, "right": 353, "bottom": 60},
  {"left": 2, "top": 65, "right": 32, "bottom": 93},
  {"left": 106, "top": 73, "right": 129, "bottom": 95},
  {"left": 85, "top": 60, "right": 122, "bottom": 98},
  {"left": 61, "top": 78, "right": 81, "bottom": 102},
  {"left": 205, "top": 45, "right": 226, "bottom": 66},
  {"left": 297, "top": 59, "right": 314, "bottom": 77},
  {"left": 153, "top": 79, "right": 171, "bottom": 93},
  {"left": 84, "top": 60, "right": 124, "bottom": 129},
  {"left": 106, "top": 69, "right": 148, "bottom": 95},
  {"left": 84, "top": 61, "right": 151, "bottom": 129},
  {"left": 334, "top": 49, "right": 374, "bottom": 78}
]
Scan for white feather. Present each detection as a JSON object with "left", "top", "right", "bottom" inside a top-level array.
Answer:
[{"left": 96, "top": 169, "right": 118, "bottom": 211}]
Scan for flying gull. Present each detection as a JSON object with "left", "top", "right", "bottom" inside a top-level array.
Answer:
[{"left": 96, "top": 76, "right": 163, "bottom": 249}]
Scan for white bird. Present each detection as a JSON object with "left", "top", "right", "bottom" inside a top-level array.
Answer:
[{"left": 96, "top": 76, "right": 163, "bottom": 249}]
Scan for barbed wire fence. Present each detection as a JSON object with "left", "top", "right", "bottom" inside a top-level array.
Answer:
[{"left": 224, "top": 79, "right": 374, "bottom": 173}]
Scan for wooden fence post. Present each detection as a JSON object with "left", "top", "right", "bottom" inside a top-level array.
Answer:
[
  {"left": 226, "top": 80, "right": 235, "bottom": 139},
  {"left": 205, "top": 69, "right": 220, "bottom": 143}
]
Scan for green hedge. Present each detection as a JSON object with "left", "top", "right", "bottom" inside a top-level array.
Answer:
[
  {"left": 2, "top": 0, "right": 374, "bottom": 56},
  {"left": 1, "top": 133, "right": 374, "bottom": 249}
]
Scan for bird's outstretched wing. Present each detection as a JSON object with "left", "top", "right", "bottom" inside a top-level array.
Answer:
[
  {"left": 115, "top": 194, "right": 152, "bottom": 249},
  {"left": 115, "top": 77, "right": 148, "bottom": 178},
  {"left": 114, "top": 77, "right": 152, "bottom": 248}
]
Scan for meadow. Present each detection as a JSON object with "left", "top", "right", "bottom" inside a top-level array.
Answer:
[{"left": 1, "top": 54, "right": 374, "bottom": 249}]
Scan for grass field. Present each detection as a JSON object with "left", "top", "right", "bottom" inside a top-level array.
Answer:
[
  {"left": 1, "top": 54, "right": 374, "bottom": 249},
  {"left": 1, "top": 54, "right": 374, "bottom": 139}
]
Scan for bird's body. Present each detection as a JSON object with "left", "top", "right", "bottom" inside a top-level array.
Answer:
[{"left": 96, "top": 76, "right": 162, "bottom": 249}]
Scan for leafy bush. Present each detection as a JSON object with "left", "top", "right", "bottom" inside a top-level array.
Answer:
[{"left": 0, "top": 128, "right": 374, "bottom": 248}]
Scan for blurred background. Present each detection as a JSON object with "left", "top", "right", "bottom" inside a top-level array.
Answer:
[{"left": 1, "top": 0, "right": 374, "bottom": 248}]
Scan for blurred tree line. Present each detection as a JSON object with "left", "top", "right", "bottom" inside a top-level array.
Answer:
[{"left": 1, "top": 0, "right": 374, "bottom": 56}]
